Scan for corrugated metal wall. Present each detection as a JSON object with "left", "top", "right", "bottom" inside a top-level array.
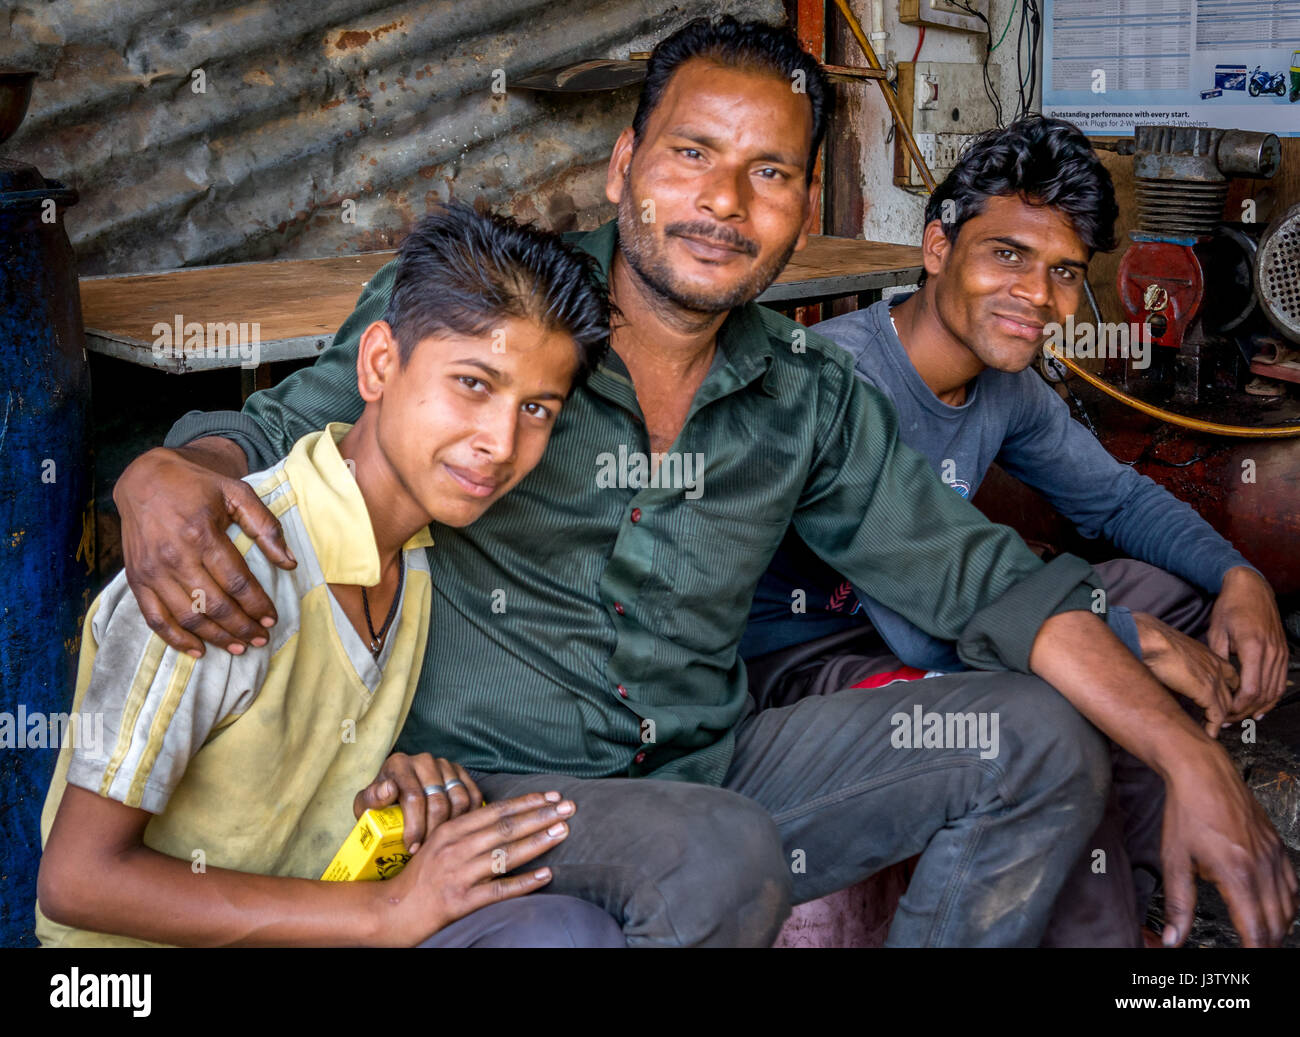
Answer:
[{"left": 1, "top": 0, "right": 782, "bottom": 275}]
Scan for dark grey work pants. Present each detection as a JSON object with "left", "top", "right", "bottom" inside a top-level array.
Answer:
[
  {"left": 749, "top": 558, "right": 1214, "bottom": 948},
  {"left": 471, "top": 665, "right": 1113, "bottom": 947},
  {"left": 419, "top": 895, "right": 625, "bottom": 948}
]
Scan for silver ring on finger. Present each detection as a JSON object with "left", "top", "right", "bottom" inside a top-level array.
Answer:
[
  {"left": 422, "top": 783, "right": 446, "bottom": 797},
  {"left": 444, "top": 779, "right": 466, "bottom": 794}
]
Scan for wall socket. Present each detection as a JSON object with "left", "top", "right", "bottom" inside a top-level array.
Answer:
[
  {"left": 900, "top": 0, "right": 989, "bottom": 35},
  {"left": 894, "top": 60, "right": 1002, "bottom": 191},
  {"left": 915, "top": 132, "right": 972, "bottom": 171}
]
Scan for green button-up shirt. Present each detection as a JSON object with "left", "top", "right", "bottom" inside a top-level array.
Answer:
[{"left": 170, "top": 220, "right": 1100, "bottom": 785}]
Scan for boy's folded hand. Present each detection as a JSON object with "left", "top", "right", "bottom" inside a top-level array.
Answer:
[
  {"left": 376, "top": 791, "right": 574, "bottom": 946},
  {"left": 353, "top": 751, "right": 484, "bottom": 853}
]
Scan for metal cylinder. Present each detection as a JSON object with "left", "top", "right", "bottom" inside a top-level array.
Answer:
[
  {"left": 1217, "top": 129, "right": 1282, "bottom": 179},
  {"left": 1130, "top": 125, "right": 1280, "bottom": 238},
  {"left": 0, "top": 155, "right": 91, "bottom": 948}
]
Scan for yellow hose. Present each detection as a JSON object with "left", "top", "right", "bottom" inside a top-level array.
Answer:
[{"left": 1053, "top": 351, "right": 1300, "bottom": 438}]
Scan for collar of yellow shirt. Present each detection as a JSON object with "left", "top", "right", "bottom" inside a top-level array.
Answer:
[{"left": 282, "top": 422, "right": 434, "bottom": 587}]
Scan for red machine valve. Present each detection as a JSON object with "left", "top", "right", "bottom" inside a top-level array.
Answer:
[{"left": 1117, "top": 240, "right": 1205, "bottom": 349}]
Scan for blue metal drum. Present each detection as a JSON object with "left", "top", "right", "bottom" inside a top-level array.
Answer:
[{"left": 0, "top": 155, "right": 91, "bottom": 947}]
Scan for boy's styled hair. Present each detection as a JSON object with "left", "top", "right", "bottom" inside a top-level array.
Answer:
[
  {"left": 385, "top": 203, "right": 609, "bottom": 386},
  {"left": 922, "top": 115, "right": 1119, "bottom": 281},
  {"left": 632, "top": 16, "right": 828, "bottom": 183}
]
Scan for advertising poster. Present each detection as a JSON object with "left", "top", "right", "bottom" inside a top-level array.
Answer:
[{"left": 1043, "top": 0, "right": 1300, "bottom": 135}]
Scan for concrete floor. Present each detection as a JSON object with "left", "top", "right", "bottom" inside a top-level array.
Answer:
[{"left": 1147, "top": 644, "right": 1300, "bottom": 947}]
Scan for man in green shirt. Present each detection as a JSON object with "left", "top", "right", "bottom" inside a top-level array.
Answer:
[{"left": 111, "top": 17, "right": 1294, "bottom": 946}]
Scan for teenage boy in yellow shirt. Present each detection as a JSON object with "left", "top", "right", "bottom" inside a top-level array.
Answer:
[{"left": 35, "top": 204, "right": 621, "bottom": 947}]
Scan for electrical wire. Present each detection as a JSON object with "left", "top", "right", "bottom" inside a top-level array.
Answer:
[
  {"left": 1014, "top": 0, "right": 1042, "bottom": 121},
  {"left": 951, "top": 0, "right": 1003, "bottom": 127},
  {"left": 831, "top": 0, "right": 937, "bottom": 191},
  {"left": 1112, "top": 441, "right": 1216, "bottom": 469},
  {"left": 990, "top": 1, "right": 1018, "bottom": 52},
  {"left": 941, "top": 2, "right": 1038, "bottom": 127},
  {"left": 1030, "top": 0, "right": 1041, "bottom": 113},
  {"left": 912, "top": 26, "right": 925, "bottom": 64},
  {"left": 1016, "top": 0, "right": 1028, "bottom": 117}
]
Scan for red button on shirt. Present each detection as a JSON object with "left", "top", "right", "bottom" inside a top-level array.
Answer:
[
  {"left": 630, "top": 507, "right": 642, "bottom": 523},
  {"left": 634, "top": 750, "right": 647, "bottom": 764},
  {"left": 617, "top": 684, "right": 628, "bottom": 699},
  {"left": 614, "top": 602, "right": 625, "bottom": 615}
]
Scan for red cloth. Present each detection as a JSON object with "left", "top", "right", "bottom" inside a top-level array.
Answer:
[{"left": 850, "top": 665, "right": 930, "bottom": 689}]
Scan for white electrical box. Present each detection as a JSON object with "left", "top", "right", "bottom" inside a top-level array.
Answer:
[
  {"left": 900, "top": 0, "right": 989, "bottom": 35},
  {"left": 894, "top": 60, "right": 1003, "bottom": 191}
]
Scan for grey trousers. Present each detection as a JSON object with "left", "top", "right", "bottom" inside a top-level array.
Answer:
[
  {"left": 418, "top": 895, "right": 625, "bottom": 947},
  {"left": 470, "top": 665, "right": 1111, "bottom": 947},
  {"left": 747, "top": 557, "right": 1214, "bottom": 948}
]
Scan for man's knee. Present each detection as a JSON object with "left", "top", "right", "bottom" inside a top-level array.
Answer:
[
  {"left": 1095, "top": 558, "right": 1211, "bottom": 636},
  {"left": 471, "top": 773, "right": 790, "bottom": 947},
  {"left": 623, "top": 786, "right": 791, "bottom": 947},
  {"left": 993, "top": 673, "right": 1111, "bottom": 832}
]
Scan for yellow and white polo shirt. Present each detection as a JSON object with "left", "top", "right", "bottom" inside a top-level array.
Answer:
[{"left": 36, "top": 422, "right": 433, "bottom": 947}]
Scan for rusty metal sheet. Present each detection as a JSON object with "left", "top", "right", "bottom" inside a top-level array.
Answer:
[{"left": 1, "top": 0, "right": 781, "bottom": 274}]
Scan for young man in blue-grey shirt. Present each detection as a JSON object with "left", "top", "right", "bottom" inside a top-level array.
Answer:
[{"left": 743, "top": 116, "right": 1291, "bottom": 946}]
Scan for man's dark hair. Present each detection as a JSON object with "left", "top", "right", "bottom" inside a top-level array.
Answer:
[
  {"left": 385, "top": 202, "right": 609, "bottom": 387},
  {"left": 921, "top": 115, "right": 1118, "bottom": 282},
  {"left": 632, "top": 16, "right": 828, "bottom": 182}
]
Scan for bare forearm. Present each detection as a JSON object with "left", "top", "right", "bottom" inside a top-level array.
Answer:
[
  {"left": 43, "top": 845, "right": 391, "bottom": 948},
  {"left": 1029, "top": 610, "right": 1217, "bottom": 782},
  {"left": 1031, "top": 613, "right": 1297, "bottom": 949},
  {"left": 175, "top": 435, "right": 250, "bottom": 480}
]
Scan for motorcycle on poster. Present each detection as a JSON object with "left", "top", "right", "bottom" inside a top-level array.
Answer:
[{"left": 1249, "top": 64, "right": 1287, "bottom": 98}]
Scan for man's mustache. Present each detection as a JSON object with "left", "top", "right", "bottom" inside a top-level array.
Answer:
[{"left": 664, "top": 221, "right": 759, "bottom": 257}]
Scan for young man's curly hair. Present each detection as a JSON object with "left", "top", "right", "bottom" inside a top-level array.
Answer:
[{"left": 921, "top": 116, "right": 1119, "bottom": 282}]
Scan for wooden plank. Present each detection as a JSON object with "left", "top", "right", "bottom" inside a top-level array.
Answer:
[
  {"left": 79, "top": 252, "right": 394, "bottom": 346},
  {"left": 893, "top": 60, "right": 917, "bottom": 188},
  {"left": 80, "top": 236, "right": 923, "bottom": 370},
  {"left": 822, "top": 64, "right": 888, "bottom": 82},
  {"left": 778, "top": 235, "right": 922, "bottom": 281},
  {"left": 1251, "top": 359, "right": 1300, "bottom": 386}
]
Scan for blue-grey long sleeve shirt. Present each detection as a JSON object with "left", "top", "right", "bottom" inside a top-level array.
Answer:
[{"left": 742, "top": 293, "right": 1252, "bottom": 669}]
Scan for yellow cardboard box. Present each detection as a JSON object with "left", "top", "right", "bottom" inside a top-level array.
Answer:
[{"left": 320, "top": 805, "right": 411, "bottom": 881}]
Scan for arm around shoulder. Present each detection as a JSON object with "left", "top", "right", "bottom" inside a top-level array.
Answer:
[{"left": 112, "top": 439, "right": 293, "bottom": 656}]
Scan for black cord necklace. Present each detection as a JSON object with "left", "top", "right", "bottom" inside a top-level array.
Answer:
[{"left": 361, "top": 552, "right": 405, "bottom": 659}]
